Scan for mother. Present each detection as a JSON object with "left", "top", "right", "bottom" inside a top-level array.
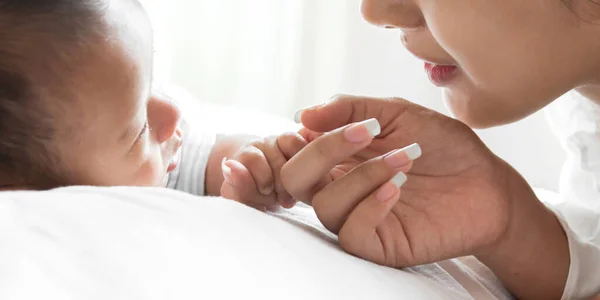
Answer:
[{"left": 286, "top": 0, "right": 600, "bottom": 299}]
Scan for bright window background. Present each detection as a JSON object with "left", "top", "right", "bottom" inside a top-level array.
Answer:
[{"left": 141, "top": 0, "right": 565, "bottom": 191}]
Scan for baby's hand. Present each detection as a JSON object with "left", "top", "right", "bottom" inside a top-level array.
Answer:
[{"left": 220, "top": 133, "right": 308, "bottom": 211}]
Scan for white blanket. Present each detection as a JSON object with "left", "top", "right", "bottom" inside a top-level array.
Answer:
[{"left": 0, "top": 187, "right": 469, "bottom": 300}]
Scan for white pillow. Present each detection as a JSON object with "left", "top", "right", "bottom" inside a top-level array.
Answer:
[{"left": 0, "top": 187, "right": 464, "bottom": 300}]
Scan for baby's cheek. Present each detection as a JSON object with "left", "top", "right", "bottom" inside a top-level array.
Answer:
[{"left": 132, "top": 158, "right": 164, "bottom": 186}]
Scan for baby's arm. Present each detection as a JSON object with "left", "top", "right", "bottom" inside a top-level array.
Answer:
[
  {"left": 167, "top": 119, "right": 306, "bottom": 207},
  {"left": 168, "top": 117, "right": 307, "bottom": 208},
  {"left": 166, "top": 121, "right": 258, "bottom": 197}
]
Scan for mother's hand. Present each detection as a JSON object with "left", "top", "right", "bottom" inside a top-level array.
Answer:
[
  {"left": 281, "top": 95, "right": 569, "bottom": 300},
  {"left": 284, "top": 95, "right": 511, "bottom": 263}
]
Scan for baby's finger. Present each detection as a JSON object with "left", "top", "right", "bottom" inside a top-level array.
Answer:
[
  {"left": 337, "top": 174, "right": 405, "bottom": 266},
  {"left": 276, "top": 132, "right": 308, "bottom": 160},
  {"left": 313, "top": 144, "right": 421, "bottom": 233},
  {"left": 280, "top": 198, "right": 297, "bottom": 209},
  {"left": 281, "top": 119, "right": 381, "bottom": 203},
  {"left": 297, "top": 127, "right": 323, "bottom": 143},
  {"left": 221, "top": 159, "right": 277, "bottom": 207},
  {"left": 249, "top": 134, "right": 305, "bottom": 207},
  {"left": 234, "top": 146, "right": 275, "bottom": 196}
]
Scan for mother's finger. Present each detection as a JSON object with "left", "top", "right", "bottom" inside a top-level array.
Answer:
[
  {"left": 295, "top": 95, "right": 412, "bottom": 133},
  {"left": 313, "top": 144, "right": 420, "bottom": 234},
  {"left": 280, "top": 118, "right": 381, "bottom": 203},
  {"left": 337, "top": 174, "right": 405, "bottom": 266}
]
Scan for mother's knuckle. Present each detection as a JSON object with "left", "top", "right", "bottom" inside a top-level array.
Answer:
[
  {"left": 358, "top": 161, "right": 388, "bottom": 183},
  {"left": 312, "top": 140, "right": 333, "bottom": 161},
  {"left": 311, "top": 192, "right": 327, "bottom": 212}
]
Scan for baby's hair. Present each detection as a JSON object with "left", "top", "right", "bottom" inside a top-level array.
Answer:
[{"left": 0, "top": 0, "right": 108, "bottom": 188}]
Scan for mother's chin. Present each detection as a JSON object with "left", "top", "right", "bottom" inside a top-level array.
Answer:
[{"left": 442, "top": 89, "right": 532, "bottom": 129}]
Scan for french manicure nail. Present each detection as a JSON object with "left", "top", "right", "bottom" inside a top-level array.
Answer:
[
  {"left": 364, "top": 119, "right": 382, "bottom": 136},
  {"left": 377, "top": 173, "right": 407, "bottom": 202},
  {"left": 384, "top": 150, "right": 410, "bottom": 168},
  {"left": 383, "top": 143, "right": 422, "bottom": 168},
  {"left": 343, "top": 118, "right": 381, "bottom": 143},
  {"left": 401, "top": 143, "right": 422, "bottom": 160},
  {"left": 293, "top": 104, "right": 324, "bottom": 124},
  {"left": 391, "top": 172, "right": 408, "bottom": 188},
  {"left": 294, "top": 110, "right": 304, "bottom": 124}
]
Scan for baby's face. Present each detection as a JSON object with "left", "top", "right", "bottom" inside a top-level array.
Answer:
[
  {"left": 362, "top": 0, "right": 598, "bottom": 128},
  {"left": 58, "top": 1, "right": 182, "bottom": 187}
]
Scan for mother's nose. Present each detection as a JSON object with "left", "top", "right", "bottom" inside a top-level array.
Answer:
[{"left": 361, "top": 0, "right": 424, "bottom": 30}]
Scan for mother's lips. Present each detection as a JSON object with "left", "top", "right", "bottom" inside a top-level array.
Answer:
[{"left": 424, "top": 62, "right": 458, "bottom": 86}]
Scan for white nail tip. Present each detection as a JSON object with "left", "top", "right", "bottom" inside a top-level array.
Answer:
[
  {"left": 391, "top": 172, "right": 408, "bottom": 188},
  {"left": 221, "top": 157, "right": 228, "bottom": 171},
  {"left": 294, "top": 110, "right": 303, "bottom": 124},
  {"left": 362, "top": 118, "right": 381, "bottom": 137},
  {"left": 401, "top": 143, "right": 422, "bottom": 160}
]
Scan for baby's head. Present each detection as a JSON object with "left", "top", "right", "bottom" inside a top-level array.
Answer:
[
  {"left": 361, "top": 0, "right": 600, "bottom": 128},
  {"left": 0, "top": 0, "right": 182, "bottom": 190}
]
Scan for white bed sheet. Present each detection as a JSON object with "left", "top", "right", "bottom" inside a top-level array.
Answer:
[{"left": 0, "top": 187, "right": 465, "bottom": 300}]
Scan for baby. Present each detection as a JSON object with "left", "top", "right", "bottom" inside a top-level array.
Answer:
[{"left": 0, "top": 0, "right": 319, "bottom": 207}]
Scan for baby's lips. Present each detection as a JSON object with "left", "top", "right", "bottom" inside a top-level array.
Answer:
[
  {"left": 166, "top": 152, "right": 180, "bottom": 173},
  {"left": 165, "top": 138, "right": 183, "bottom": 174}
]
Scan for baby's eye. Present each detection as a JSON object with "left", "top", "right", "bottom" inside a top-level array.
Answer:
[
  {"left": 136, "top": 121, "right": 149, "bottom": 142},
  {"left": 126, "top": 121, "right": 150, "bottom": 156}
]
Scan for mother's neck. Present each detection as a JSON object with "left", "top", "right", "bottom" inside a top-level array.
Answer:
[{"left": 576, "top": 84, "right": 600, "bottom": 105}]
